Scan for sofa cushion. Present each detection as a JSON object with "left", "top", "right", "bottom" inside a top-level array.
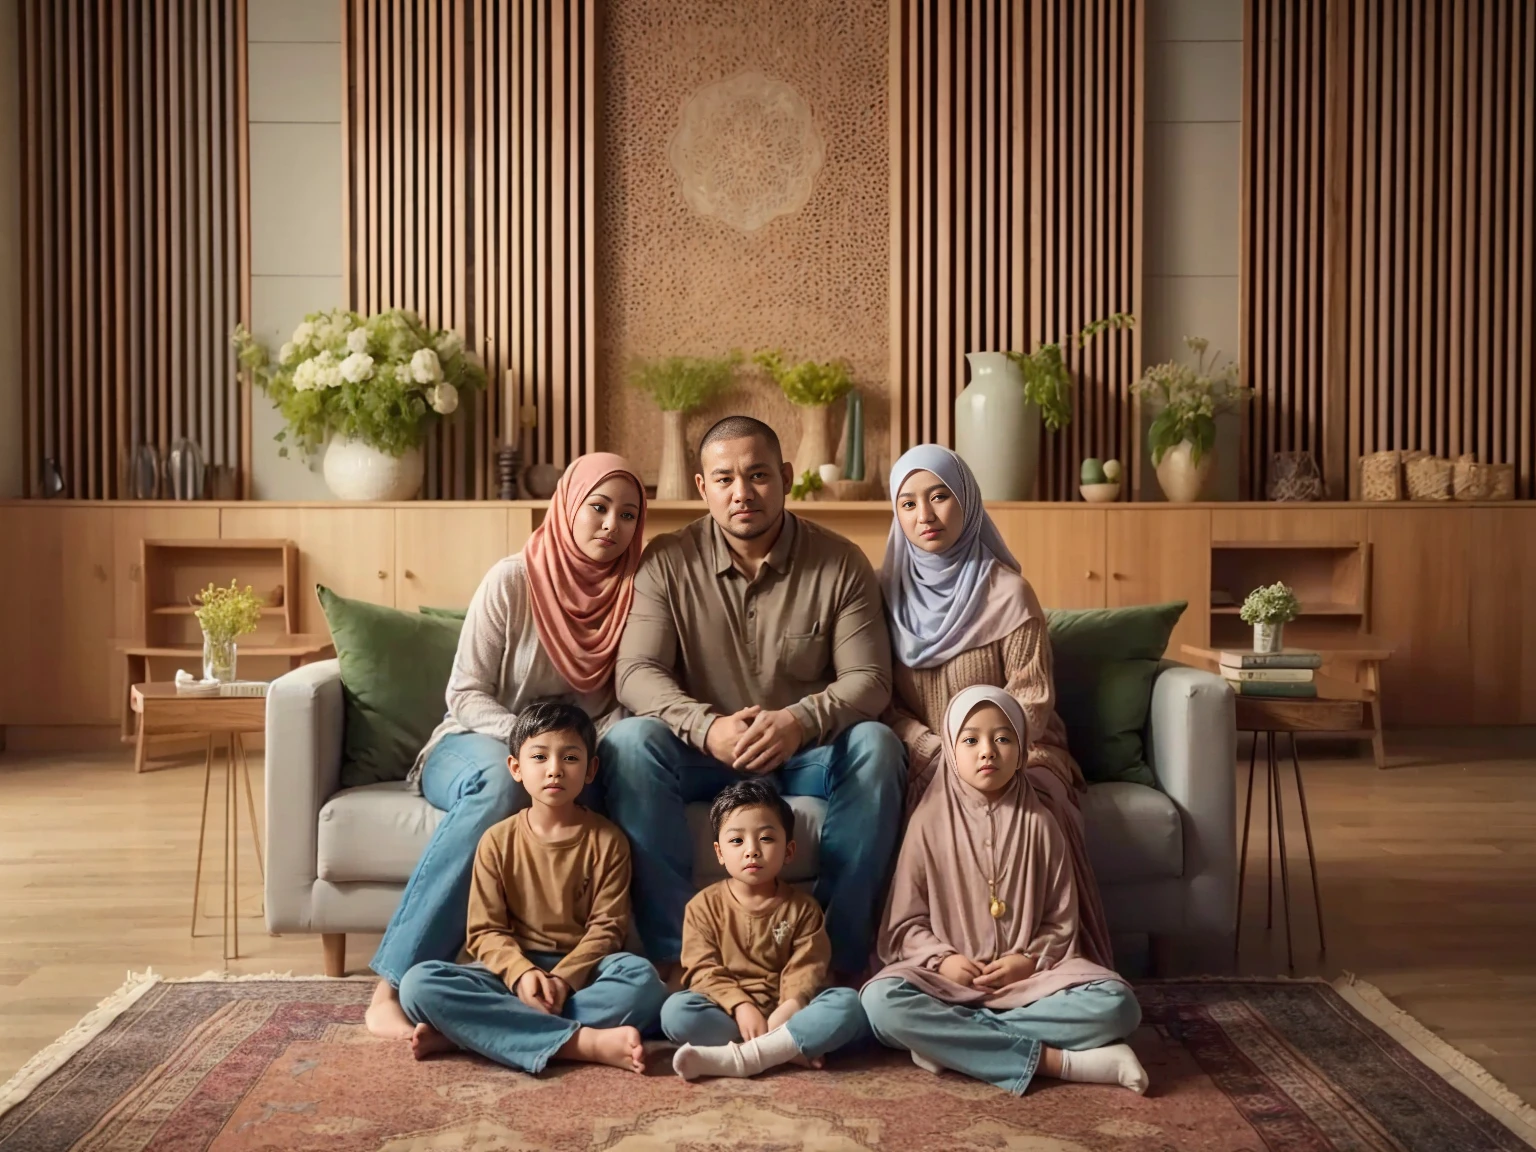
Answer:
[
  {"left": 316, "top": 585, "right": 464, "bottom": 788},
  {"left": 318, "top": 782, "right": 445, "bottom": 884},
  {"left": 1081, "top": 781, "right": 1183, "bottom": 884},
  {"left": 1046, "top": 602, "right": 1187, "bottom": 786}
]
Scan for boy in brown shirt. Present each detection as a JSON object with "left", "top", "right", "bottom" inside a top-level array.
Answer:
[
  {"left": 398, "top": 701, "right": 665, "bottom": 1074},
  {"left": 662, "top": 779, "right": 871, "bottom": 1080}
]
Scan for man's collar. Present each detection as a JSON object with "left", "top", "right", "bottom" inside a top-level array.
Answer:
[{"left": 709, "top": 511, "right": 798, "bottom": 576}]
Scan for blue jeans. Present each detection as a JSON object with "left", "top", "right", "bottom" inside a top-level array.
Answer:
[
  {"left": 370, "top": 731, "right": 601, "bottom": 987},
  {"left": 599, "top": 717, "right": 905, "bottom": 972},
  {"left": 860, "top": 978, "right": 1141, "bottom": 1096},
  {"left": 399, "top": 951, "right": 666, "bottom": 1074},
  {"left": 660, "top": 987, "right": 871, "bottom": 1059}
]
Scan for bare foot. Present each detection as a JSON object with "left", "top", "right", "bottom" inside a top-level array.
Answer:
[
  {"left": 366, "top": 980, "right": 415, "bottom": 1040},
  {"left": 409, "top": 1022, "right": 458, "bottom": 1061},
  {"left": 558, "top": 1025, "right": 647, "bottom": 1074}
]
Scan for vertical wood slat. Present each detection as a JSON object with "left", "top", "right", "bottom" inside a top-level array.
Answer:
[{"left": 18, "top": 0, "right": 247, "bottom": 499}]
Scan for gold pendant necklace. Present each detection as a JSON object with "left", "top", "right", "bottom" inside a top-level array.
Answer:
[{"left": 984, "top": 809, "right": 1006, "bottom": 920}]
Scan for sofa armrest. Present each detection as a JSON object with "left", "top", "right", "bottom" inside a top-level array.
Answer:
[
  {"left": 1146, "top": 661, "right": 1236, "bottom": 939},
  {"left": 265, "top": 659, "right": 345, "bottom": 933}
]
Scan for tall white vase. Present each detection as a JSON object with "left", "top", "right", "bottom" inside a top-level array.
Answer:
[
  {"left": 1153, "top": 439, "right": 1215, "bottom": 503},
  {"left": 955, "top": 352, "right": 1041, "bottom": 501},
  {"left": 323, "top": 436, "right": 424, "bottom": 501}
]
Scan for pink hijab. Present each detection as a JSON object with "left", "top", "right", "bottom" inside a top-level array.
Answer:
[
  {"left": 523, "top": 453, "right": 647, "bottom": 694},
  {"left": 869, "top": 684, "right": 1125, "bottom": 1009}
]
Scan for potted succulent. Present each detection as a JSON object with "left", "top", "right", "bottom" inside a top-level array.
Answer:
[
  {"left": 1240, "top": 582, "right": 1300, "bottom": 654},
  {"left": 959, "top": 314, "right": 1135, "bottom": 500},
  {"left": 232, "top": 309, "right": 485, "bottom": 501},
  {"left": 753, "top": 351, "right": 854, "bottom": 476},
  {"left": 194, "top": 580, "right": 264, "bottom": 683},
  {"left": 629, "top": 353, "right": 740, "bottom": 500},
  {"left": 1133, "top": 335, "right": 1247, "bottom": 503}
]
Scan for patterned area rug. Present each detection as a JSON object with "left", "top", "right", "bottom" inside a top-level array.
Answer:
[{"left": 2, "top": 975, "right": 1532, "bottom": 1152}]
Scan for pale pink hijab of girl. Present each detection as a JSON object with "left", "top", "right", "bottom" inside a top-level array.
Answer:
[
  {"left": 869, "top": 684, "right": 1125, "bottom": 1010},
  {"left": 522, "top": 452, "right": 647, "bottom": 695}
]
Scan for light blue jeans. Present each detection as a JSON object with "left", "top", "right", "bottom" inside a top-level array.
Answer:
[
  {"left": 599, "top": 717, "right": 905, "bottom": 972},
  {"left": 399, "top": 951, "right": 667, "bottom": 1074},
  {"left": 660, "top": 987, "right": 871, "bottom": 1059},
  {"left": 369, "top": 731, "right": 601, "bottom": 987},
  {"left": 860, "top": 978, "right": 1141, "bottom": 1096}
]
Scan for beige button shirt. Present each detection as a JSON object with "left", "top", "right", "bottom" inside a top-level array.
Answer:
[{"left": 614, "top": 513, "right": 892, "bottom": 750}]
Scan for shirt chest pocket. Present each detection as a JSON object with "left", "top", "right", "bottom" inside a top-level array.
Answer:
[{"left": 779, "top": 628, "right": 829, "bottom": 683}]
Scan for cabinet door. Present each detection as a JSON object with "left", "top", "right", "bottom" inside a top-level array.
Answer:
[
  {"left": 396, "top": 509, "right": 509, "bottom": 612},
  {"left": 1468, "top": 508, "right": 1536, "bottom": 724},
  {"left": 991, "top": 509, "right": 1107, "bottom": 610},
  {"left": 0, "top": 507, "right": 54, "bottom": 723},
  {"left": 1368, "top": 509, "right": 1472, "bottom": 726},
  {"left": 1106, "top": 509, "right": 1211, "bottom": 656}
]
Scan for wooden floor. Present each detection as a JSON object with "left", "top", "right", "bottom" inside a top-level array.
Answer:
[{"left": 1, "top": 731, "right": 1534, "bottom": 1102}]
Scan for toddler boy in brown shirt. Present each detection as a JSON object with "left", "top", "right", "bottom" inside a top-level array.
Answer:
[
  {"left": 662, "top": 779, "right": 871, "bottom": 1080},
  {"left": 399, "top": 700, "right": 665, "bottom": 1075}
]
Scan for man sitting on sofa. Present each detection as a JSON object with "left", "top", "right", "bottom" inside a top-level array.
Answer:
[{"left": 601, "top": 416, "right": 905, "bottom": 981}]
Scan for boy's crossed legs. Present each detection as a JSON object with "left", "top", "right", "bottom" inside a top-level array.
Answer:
[{"left": 661, "top": 987, "right": 869, "bottom": 1080}]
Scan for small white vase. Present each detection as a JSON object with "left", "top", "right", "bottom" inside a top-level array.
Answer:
[
  {"left": 1253, "top": 622, "right": 1284, "bottom": 654},
  {"left": 955, "top": 352, "right": 1042, "bottom": 500},
  {"left": 655, "top": 410, "right": 694, "bottom": 501},
  {"left": 322, "top": 436, "right": 424, "bottom": 501},
  {"left": 1154, "top": 439, "right": 1216, "bottom": 503}
]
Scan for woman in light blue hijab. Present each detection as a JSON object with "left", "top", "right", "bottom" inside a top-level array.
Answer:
[{"left": 879, "top": 444, "right": 1112, "bottom": 966}]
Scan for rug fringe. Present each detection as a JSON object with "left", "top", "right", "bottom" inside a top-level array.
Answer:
[
  {"left": 160, "top": 970, "right": 374, "bottom": 984},
  {"left": 0, "top": 969, "right": 164, "bottom": 1120},
  {"left": 1334, "top": 974, "right": 1536, "bottom": 1148}
]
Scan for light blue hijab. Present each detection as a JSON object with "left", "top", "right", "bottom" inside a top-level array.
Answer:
[{"left": 881, "top": 445, "right": 1035, "bottom": 670}]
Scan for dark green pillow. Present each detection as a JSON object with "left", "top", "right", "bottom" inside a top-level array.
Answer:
[
  {"left": 317, "top": 585, "right": 465, "bottom": 788},
  {"left": 1045, "top": 602, "right": 1187, "bottom": 786},
  {"left": 419, "top": 606, "right": 469, "bottom": 621}
]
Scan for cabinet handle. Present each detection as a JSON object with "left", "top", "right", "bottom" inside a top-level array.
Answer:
[
  {"left": 1111, "top": 572, "right": 1127, "bottom": 580},
  {"left": 404, "top": 569, "right": 416, "bottom": 580},
  {"left": 377, "top": 570, "right": 387, "bottom": 580},
  {"left": 1084, "top": 570, "right": 1098, "bottom": 580}
]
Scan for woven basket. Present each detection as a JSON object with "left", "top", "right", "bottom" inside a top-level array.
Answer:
[
  {"left": 1490, "top": 463, "right": 1517, "bottom": 500},
  {"left": 1454, "top": 460, "right": 1516, "bottom": 501},
  {"left": 1359, "top": 451, "right": 1402, "bottom": 501},
  {"left": 1405, "top": 455, "right": 1454, "bottom": 500},
  {"left": 1267, "top": 452, "right": 1324, "bottom": 501}
]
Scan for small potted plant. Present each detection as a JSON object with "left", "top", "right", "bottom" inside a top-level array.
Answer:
[
  {"left": 1132, "top": 335, "right": 1247, "bottom": 502},
  {"left": 195, "top": 580, "right": 264, "bottom": 683},
  {"left": 629, "top": 353, "right": 739, "bottom": 499},
  {"left": 1240, "top": 582, "right": 1300, "bottom": 654},
  {"left": 753, "top": 351, "right": 853, "bottom": 476}
]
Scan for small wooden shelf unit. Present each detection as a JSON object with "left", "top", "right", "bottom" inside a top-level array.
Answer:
[{"left": 1209, "top": 539, "right": 1370, "bottom": 650}]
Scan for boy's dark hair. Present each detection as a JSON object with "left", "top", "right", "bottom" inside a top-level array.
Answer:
[
  {"left": 698, "top": 415, "right": 783, "bottom": 465},
  {"left": 709, "top": 778, "right": 795, "bottom": 842},
  {"left": 509, "top": 699, "right": 597, "bottom": 760}
]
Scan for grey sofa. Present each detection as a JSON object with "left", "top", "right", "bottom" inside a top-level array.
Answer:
[{"left": 266, "top": 661, "right": 1236, "bottom": 977}]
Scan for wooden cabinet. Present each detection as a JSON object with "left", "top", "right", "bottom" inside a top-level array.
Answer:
[
  {"left": 993, "top": 509, "right": 1107, "bottom": 610},
  {"left": 1106, "top": 510, "right": 1212, "bottom": 654},
  {"left": 395, "top": 509, "right": 509, "bottom": 612},
  {"left": 1211, "top": 508, "right": 1366, "bottom": 543},
  {"left": 1467, "top": 508, "right": 1536, "bottom": 724}
]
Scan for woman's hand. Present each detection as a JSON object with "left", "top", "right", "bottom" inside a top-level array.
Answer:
[
  {"left": 972, "top": 952, "right": 1038, "bottom": 990},
  {"left": 515, "top": 969, "right": 559, "bottom": 1014},
  {"left": 767, "top": 997, "right": 805, "bottom": 1031},
  {"left": 937, "top": 953, "right": 985, "bottom": 986},
  {"left": 734, "top": 1002, "right": 770, "bottom": 1041}
]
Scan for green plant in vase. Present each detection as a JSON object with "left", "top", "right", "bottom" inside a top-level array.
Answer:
[
  {"left": 1003, "top": 312, "right": 1137, "bottom": 432},
  {"left": 1240, "top": 581, "right": 1300, "bottom": 654},
  {"left": 629, "top": 352, "right": 740, "bottom": 500},
  {"left": 1133, "top": 336, "right": 1248, "bottom": 502},
  {"left": 754, "top": 350, "right": 854, "bottom": 476},
  {"left": 194, "top": 580, "right": 264, "bottom": 683}
]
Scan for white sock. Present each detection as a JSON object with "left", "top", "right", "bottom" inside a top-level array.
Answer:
[
  {"left": 1056, "top": 1044, "right": 1149, "bottom": 1094},
  {"left": 910, "top": 1049, "right": 945, "bottom": 1075},
  {"left": 672, "top": 1027, "right": 802, "bottom": 1081}
]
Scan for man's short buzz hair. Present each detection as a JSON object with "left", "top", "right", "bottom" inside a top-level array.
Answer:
[
  {"left": 698, "top": 415, "right": 783, "bottom": 467},
  {"left": 509, "top": 699, "right": 597, "bottom": 760},
  {"left": 709, "top": 778, "right": 796, "bottom": 842}
]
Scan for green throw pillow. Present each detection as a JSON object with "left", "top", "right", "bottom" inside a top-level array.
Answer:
[
  {"left": 1045, "top": 601, "right": 1187, "bottom": 787},
  {"left": 316, "top": 585, "right": 465, "bottom": 788},
  {"left": 419, "top": 606, "right": 469, "bottom": 621}
]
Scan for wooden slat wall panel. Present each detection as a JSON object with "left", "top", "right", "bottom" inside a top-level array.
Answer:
[
  {"left": 1245, "top": 0, "right": 1536, "bottom": 499},
  {"left": 890, "top": 0, "right": 1143, "bottom": 499},
  {"left": 344, "top": 0, "right": 598, "bottom": 499},
  {"left": 18, "top": 0, "right": 248, "bottom": 500}
]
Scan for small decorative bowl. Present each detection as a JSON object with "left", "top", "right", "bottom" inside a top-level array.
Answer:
[{"left": 1080, "top": 481, "right": 1122, "bottom": 503}]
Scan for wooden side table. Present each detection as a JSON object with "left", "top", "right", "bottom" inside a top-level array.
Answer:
[{"left": 130, "top": 684, "right": 267, "bottom": 961}]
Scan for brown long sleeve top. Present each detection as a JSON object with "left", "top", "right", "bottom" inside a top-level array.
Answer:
[
  {"left": 679, "top": 881, "right": 831, "bottom": 1014},
  {"left": 464, "top": 809, "right": 631, "bottom": 993},
  {"left": 614, "top": 513, "right": 892, "bottom": 752}
]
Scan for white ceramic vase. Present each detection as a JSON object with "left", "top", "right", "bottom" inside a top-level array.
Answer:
[
  {"left": 1253, "top": 621, "right": 1284, "bottom": 654},
  {"left": 1154, "top": 439, "right": 1215, "bottom": 503},
  {"left": 323, "top": 435, "right": 424, "bottom": 501},
  {"left": 656, "top": 410, "right": 694, "bottom": 501},
  {"left": 955, "top": 352, "right": 1041, "bottom": 501}
]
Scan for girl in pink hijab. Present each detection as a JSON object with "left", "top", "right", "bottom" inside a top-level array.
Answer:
[
  {"left": 367, "top": 453, "right": 647, "bottom": 1040},
  {"left": 860, "top": 685, "right": 1148, "bottom": 1096}
]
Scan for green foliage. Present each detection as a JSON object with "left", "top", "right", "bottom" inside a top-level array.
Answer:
[
  {"left": 1132, "top": 335, "right": 1248, "bottom": 466},
  {"left": 753, "top": 350, "right": 854, "bottom": 408},
  {"left": 1240, "top": 582, "right": 1301, "bottom": 626},
  {"left": 789, "top": 469, "right": 825, "bottom": 501},
  {"left": 230, "top": 309, "right": 486, "bottom": 459},
  {"left": 195, "top": 580, "right": 264, "bottom": 643},
  {"left": 629, "top": 352, "right": 740, "bottom": 412},
  {"left": 1004, "top": 313, "right": 1136, "bottom": 431}
]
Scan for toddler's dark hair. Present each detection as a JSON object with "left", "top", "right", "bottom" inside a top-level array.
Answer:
[
  {"left": 709, "top": 778, "right": 795, "bottom": 842},
  {"left": 509, "top": 699, "right": 597, "bottom": 760}
]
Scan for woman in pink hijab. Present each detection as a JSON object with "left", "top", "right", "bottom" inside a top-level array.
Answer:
[
  {"left": 860, "top": 685, "right": 1148, "bottom": 1097},
  {"left": 367, "top": 453, "right": 647, "bottom": 1039}
]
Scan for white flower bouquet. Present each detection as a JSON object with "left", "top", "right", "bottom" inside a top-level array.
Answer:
[{"left": 232, "top": 309, "right": 484, "bottom": 458}]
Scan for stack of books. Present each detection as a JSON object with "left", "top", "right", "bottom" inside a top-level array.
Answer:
[{"left": 1218, "top": 649, "right": 1322, "bottom": 697}]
